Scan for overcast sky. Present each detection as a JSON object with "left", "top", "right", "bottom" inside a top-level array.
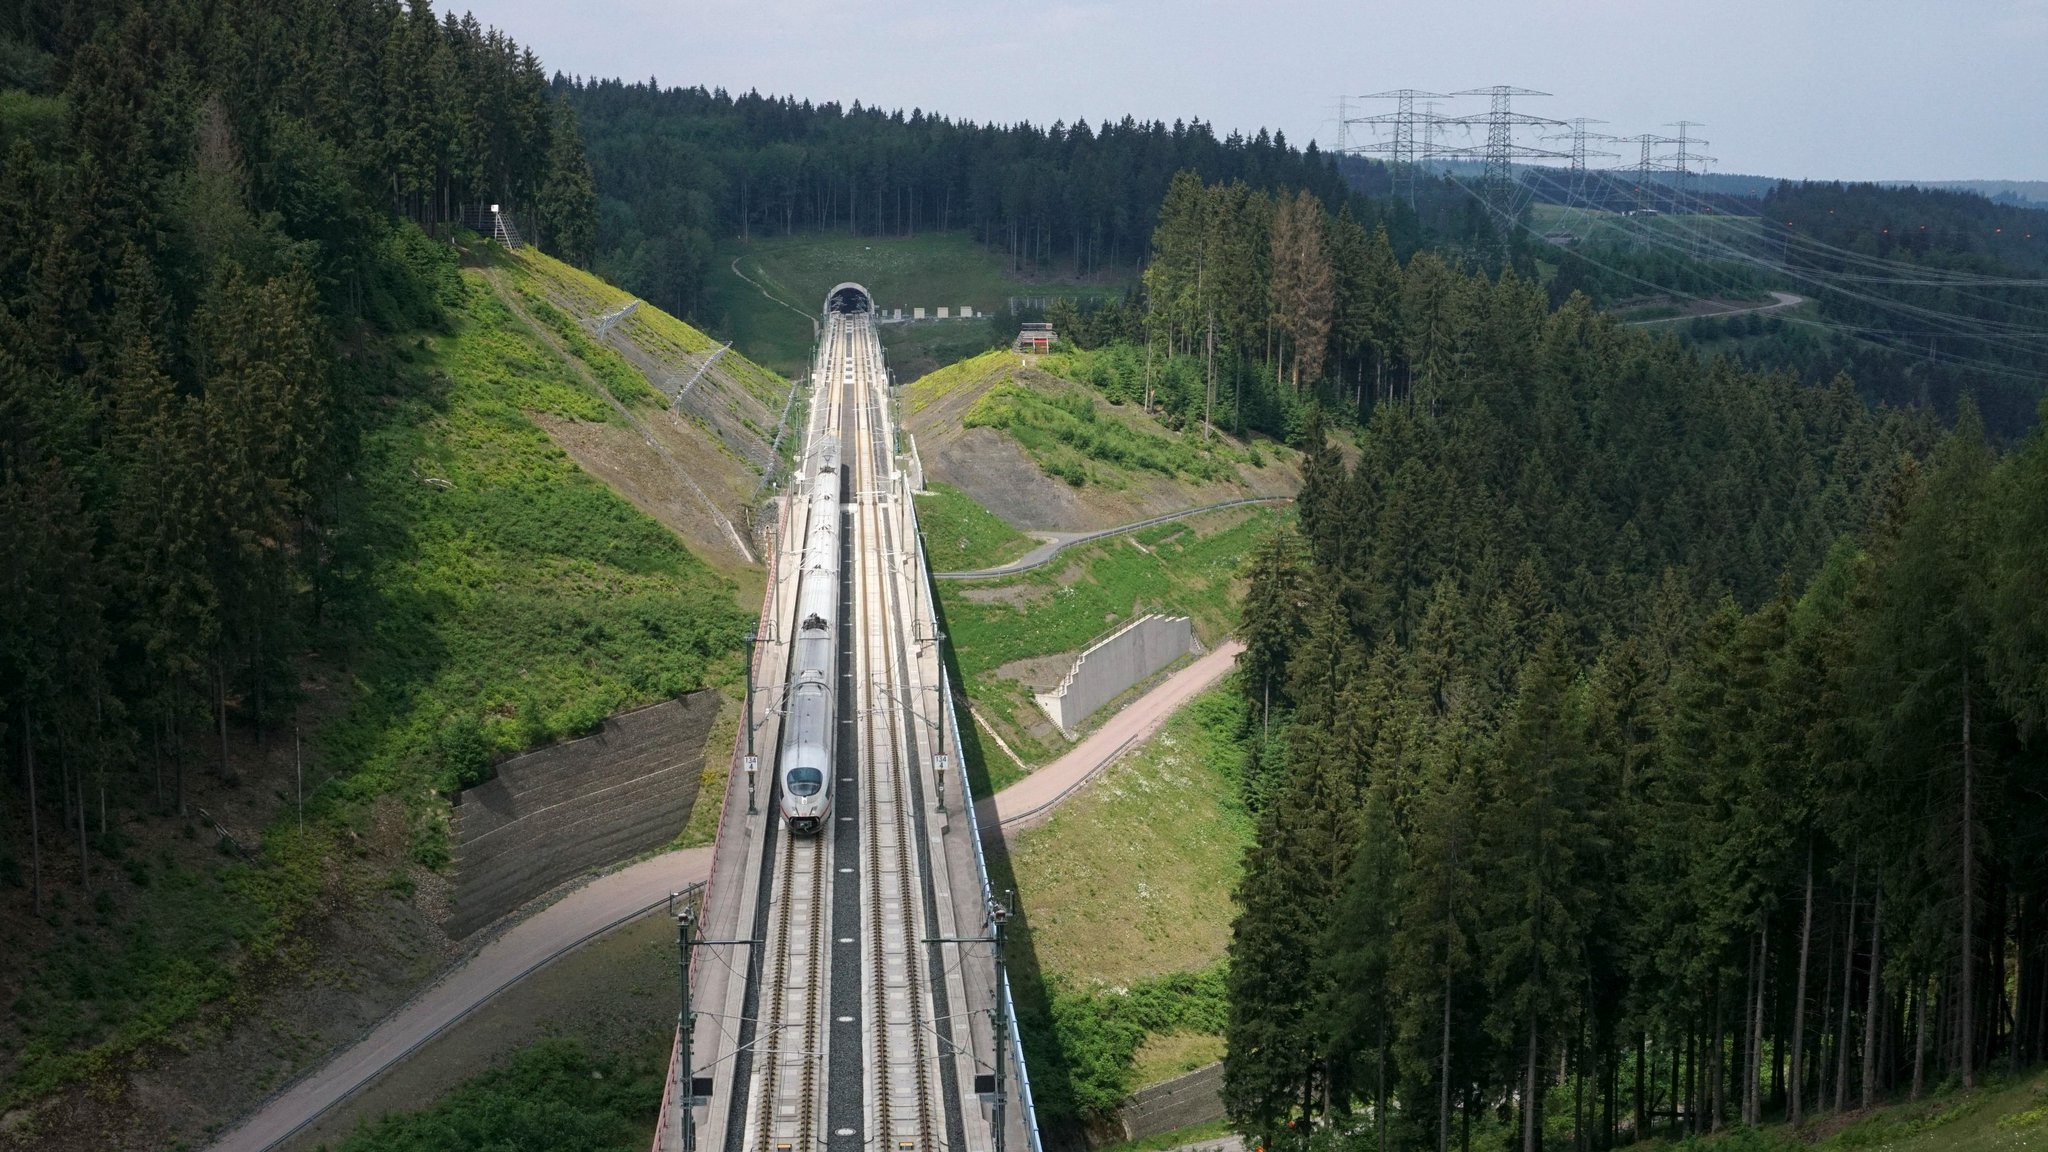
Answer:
[{"left": 458, "top": 0, "right": 2048, "bottom": 182}]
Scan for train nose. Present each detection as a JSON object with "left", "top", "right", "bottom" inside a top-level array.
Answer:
[{"left": 789, "top": 816, "right": 820, "bottom": 836}]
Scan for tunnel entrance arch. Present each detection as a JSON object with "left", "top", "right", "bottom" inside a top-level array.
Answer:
[{"left": 825, "top": 283, "right": 874, "bottom": 315}]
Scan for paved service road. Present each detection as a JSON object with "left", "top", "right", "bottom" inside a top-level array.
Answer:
[
  {"left": 986, "top": 639, "right": 1244, "bottom": 834},
  {"left": 207, "top": 846, "right": 713, "bottom": 1152},
  {"left": 211, "top": 638, "right": 1245, "bottom": 1150}
]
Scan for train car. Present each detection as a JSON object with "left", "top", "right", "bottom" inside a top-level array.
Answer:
[{"left": 779, "top": 434, "right": 842, "bottom": 834}]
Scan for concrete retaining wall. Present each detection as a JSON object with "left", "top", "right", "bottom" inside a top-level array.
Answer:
[
  {"left": 1114, "top": 1061, "right": 1226, "bottom": 1144},
  {"left": 447, "top": 693, "right": 722, "bottom": 938},
  {"left": 1035, "top": 614, "right": 1193, "bottom": 736}
]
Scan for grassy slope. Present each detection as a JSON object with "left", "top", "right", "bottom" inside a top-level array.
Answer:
[
  {"left": 324, "top": 264, "right": 752, "bottom": 819},
  {"left": 701, "top": 231, "right": 1133, "bottom": 375},
  {"left": 905, "top": 348, "right": 1015, "bottom": 417},
  {"left": 1008, "top": 688, "right": 1252, "bottom": 1109},
  {"left": 1011, "top": 688, "right": 1253, "bottom": 987},
  {"left": 332, "top": 1037, "right": 664, "bottom": 1151},
  {"left": 0, "top": 244, "right": 755, "bottom": 1113},
  {"left": 941, "top": 507, "right": 1283, "bottom": 779},
  {"left": 915, "top": 482, "right": 1035, "bottom": 571},
  {"left": 1613, "top": 1067, "right": 2048, "bottom": 1152}
]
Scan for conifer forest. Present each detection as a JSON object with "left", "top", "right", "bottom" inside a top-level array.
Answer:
[{"left": 3, "top": 2, "right": 2048, "bottom": 1149}]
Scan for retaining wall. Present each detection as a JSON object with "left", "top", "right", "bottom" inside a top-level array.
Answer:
[
  {"left": 1113, "top": 1062, "right": 1226, "bottom": 1144},
  {"left": 447, "top": 692, "right": 722, "bottom": 938},
  {"left": 1035, "top": 614, "right": 1193, "bottom": 735}
]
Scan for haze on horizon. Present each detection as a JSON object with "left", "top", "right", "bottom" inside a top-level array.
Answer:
[{"left": 455, "top": 0, "right": 2048, "bottom": 185}]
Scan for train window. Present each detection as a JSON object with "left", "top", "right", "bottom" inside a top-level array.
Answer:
[{"left": 788, "top": 767, "right": 824, "bottom": 796}]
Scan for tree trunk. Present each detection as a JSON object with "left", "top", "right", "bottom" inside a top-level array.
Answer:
[
  {"left": 1204, "top": 309, "right": 1216, "bottom": 440},
  {"left": 1634, "top": 1031, "right": 1646, "bottom": 1141},
  {"left": 24, "top": 701, "right": 41, "bottom": 916},
  {"left": 1962, "top": 664, "right": 1976, "bottom": 1090},
  {"left": 1711, "top": 988, "right": 1725, "bottom": 1131},
  {"left": 1741, "top": 936, "right": 1758, "bottom": 1125},
  {"left": 73, "top": 740, "right": 88, "bottom": 892},
  {"left": 1862, "top": 887, "right": 1885, "bottom": 1108},
  {"left": 1752, "top": 923, "right": 1770, "bottom": 1124},
  {"left": 1792, "top": 844, "right": 1815, "bottom": 1126},
  {"left": 1525, "top": 1014, "right": 1540, "bottom": 1152},
  {"left": 1912, "top": 976, "right": 1928, "bottom": 1099},
  {"left": 172, "top": 700, "right": 185, "bottom": 817},
  {"left": 1377, "top": 1010, "right": 1388, "bottom": 1152},
  {"left": 1836, "top": 871, "right": 1861, "bottom": 1110},
  {"left": 1440, "top": 975, "right": 1454, "bottom": 1152},
  {"left": 216, "top": 657, "right": 230, "bottom": 783}
]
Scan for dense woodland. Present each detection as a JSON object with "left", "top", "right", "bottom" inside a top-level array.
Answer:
[
  {"left": 556, "top": 77, "right": 1507, "bottom": 321},
  {"left": 0, "top": 0, "right": 593, "bottom": 905},
  {"left": 1219, "top": 244, "right": 2048, "bottom": 1148}
]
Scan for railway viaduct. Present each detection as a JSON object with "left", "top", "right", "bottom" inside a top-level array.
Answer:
[{"left": 657, "top": 286, "right": 1041, "bottom": 1152}]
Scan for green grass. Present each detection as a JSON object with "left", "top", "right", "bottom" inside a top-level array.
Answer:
[
  {"left": 916, "top": 481, "right": 1034, "bottom": 571},
  {"left": 1005, "top": 687, "right": 1254, "bottom": 1116},
  {"left": 332, "top": 1037, "right": 663, "bottom": 1151},
  {"left": 700, "top": 230, "right": 1132, "bottom": 374},
  {"left": 964, "top": 383, "right": 1229, "bottom": 488},
  {"left": 939, "top": 507, "right": 1279, "bottom": 774},
  {"left": 905, "top": 348, "right": 1013, "bottom": 416},
  {"left": 512, "top": 288, "right": 663, "bottom": 408},
  {"left": 1012, "top": 687, "right": 1254, "bottom": 986},
  {"left": 1092, "top": 1119, "right": 1235, "bottom": 1152},
  {"left": 320, "top": 269, "right": 754, "bottom": 840},
  {"left": 1622, "top": 1067, "right": 2048, "bottom": 1152}
]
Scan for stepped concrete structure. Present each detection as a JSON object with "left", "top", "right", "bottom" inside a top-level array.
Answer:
[
  {"left": 1113, "top": 1063, "right": 1226, "bottom": 1144},
  {"left": 1035, "top": 614, "right": 1195, "bottom": 737},
  {"left": 447, "top": 693, "right": 721, "bottom": 937}
]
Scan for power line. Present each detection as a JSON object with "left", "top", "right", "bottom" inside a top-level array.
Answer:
[
  {"left": 1342, "top": 89, "right": 1450, "bottom": 207},
  {"left": 1446, "top": 85, "right": 1568, "bottom": 233}
]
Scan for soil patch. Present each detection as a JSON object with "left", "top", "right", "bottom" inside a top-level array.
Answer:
[
  {"left": 959, "top": 581, "right": 1051, "bottom": 608},
  {"left": 992, "top": 652, "right": 1083, "bottom": 693}
]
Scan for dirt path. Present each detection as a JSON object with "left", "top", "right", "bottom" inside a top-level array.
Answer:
[
  {"left": 983, "top": 639, "right": 1243, "bottom": 834},
  {"left": 729, "top": 255, "right": 821, "bottom": 326},
  {"left": 207, "top": 642, "right": 1244, "bottom": 1150},
  {"left": 936, "top": 500, "right": 1291, "bottom": 580},
  {"left": 1628, "top": 290, "right": 1806, "bottom": 327},
  {"left": 205, "top": 848, "right": 713, "bottom": 1152}
]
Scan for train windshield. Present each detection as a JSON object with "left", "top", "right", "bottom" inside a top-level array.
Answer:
[{"left": 788, "top": 767, "right": 824, "bottom": 796}]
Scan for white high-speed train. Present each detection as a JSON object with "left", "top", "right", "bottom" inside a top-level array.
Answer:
[{"left": 778, "top": 433, "right": 842, "bottom": 834}]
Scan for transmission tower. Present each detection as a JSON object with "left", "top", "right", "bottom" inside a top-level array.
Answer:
[
  {"left": 1541, "top": 118, "right": 1615, "bottom": 207},
  {"left": 1447, "top": 86, "right": 1567, "bottom": 232},
  {"left": 1665, "top": 121, "right": 1711, "bottom": 213},
  {"left": 1342, "top": 89, "right": 1450, "bottom": 206},
  {"left": 1612, "top": 133, "right": 1680, "bottom": 216}
]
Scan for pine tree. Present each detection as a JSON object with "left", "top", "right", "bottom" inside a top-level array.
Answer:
[
  {"left": 537, "top": 98, "right": 597, "bottom": 265},
  {"left": 1483, "top": 618, "right": 1599, "bottom": 1152}
]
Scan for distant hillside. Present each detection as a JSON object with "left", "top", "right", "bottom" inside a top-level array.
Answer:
[{"left": 1900, "top": 178, "right": 2048, "bottom": 207}]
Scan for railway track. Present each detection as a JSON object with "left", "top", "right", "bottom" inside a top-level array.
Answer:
[
  {"left": 850, "top": 316, "right": 940, "bottom": 1152},
  {"left": 741, "top": 322, "right": 849, "bottom": 1152}
]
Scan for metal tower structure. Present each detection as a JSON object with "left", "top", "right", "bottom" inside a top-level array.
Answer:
[
  {"left": 1447, "top": 86, "right": 1566, "bottom": 229},
  {"left": 1542, "top": 118, "right": 1615, "bottom": 207},
  {"left": 1613, "top": 133, "right": 1680, "bottom": 215},
  {"left": 1665, "top": 121, "right": 1711, "bottom": 212},
  {"left": 1343, "top": 89, "right": 1450, "bottom": 206}
]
